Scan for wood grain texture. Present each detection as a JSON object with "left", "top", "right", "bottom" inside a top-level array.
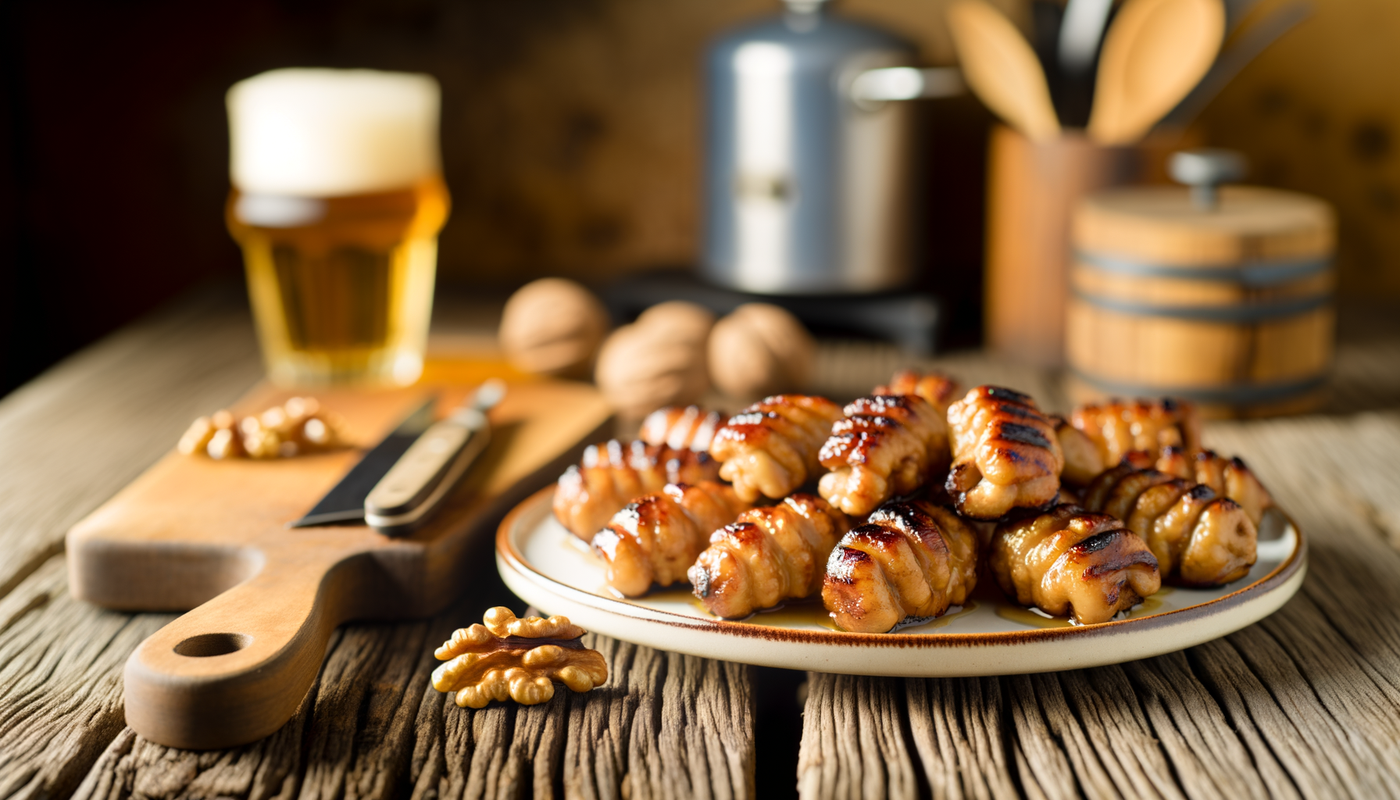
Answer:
[
  {"left": 0, "top": 288, "right": 263, "bottom": 602},
  {"left": 946, "top": 0, "right": 1060, "bottom": 141},
  {"left": 799, "top": 334, "right": 1400, "bottom": 797},
  {"left": 0, "top": 286, "right": 759, "bottom": 799},
  {"left": 1067, "top": 184, "right": 1337, "bottom": 416},
  {"left": 68, "top": 365, "right": 610, "bottom": 750},
  {"left": 4, "top": 289, "right": 1400, "bottom": 800},
  {"left": 1086, "top": 0, "right": 1224, "bottom": 145},
  {"left": 0, "top": 559, "right": 173, "bottom": 800},
  {"left": 63, "top": 610, "right": 753, "bottom": 800}
]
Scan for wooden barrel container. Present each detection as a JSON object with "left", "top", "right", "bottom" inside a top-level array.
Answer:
[{"left": 1066, "top": 153, "right": 1336, "bottom": 417}]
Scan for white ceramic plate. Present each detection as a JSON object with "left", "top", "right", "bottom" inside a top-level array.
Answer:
[{"left": 497, "top": 488, "right": 1306, "bottom": 676}]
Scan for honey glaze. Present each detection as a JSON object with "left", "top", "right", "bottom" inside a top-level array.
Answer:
[
  {"left": 895, "top": 601, "right": 980, "bottom": 633},
  {"left": 631, "top": 586, "right": 713, "bottom": 615},
  {"left": 560, "top": 529, "right": 594, "bottom": 555},
  {"left": 741, "top": 600, "right": 839, "bottom": 631},
  {"left": 739, "top": 600, "right": 981, "bottom": 634},
  {"left": 996, "top": 605, "right": 1075, "bottom": 628},
  {"left": 628, "top": 588, "right": 841, "bottom": 630},
  {"left": 995, "top": 587, "right": 1176, "bottom": 629}
]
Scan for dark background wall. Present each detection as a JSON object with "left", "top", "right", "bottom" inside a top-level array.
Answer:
[
  {"left": 0, "top": 0, "right": 1000, "bottom": 396},
  {"left": 3, "top": 0, "right": 1398, "bottom": 396}
]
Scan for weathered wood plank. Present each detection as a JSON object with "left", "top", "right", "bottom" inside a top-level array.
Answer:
[
  {"left": 559, "top": 635, "right": 641, "bottom": 800},
  {"left": 409, "top": 623, "right": 759, "bottom": 800},
  {"left": 6, "top": 290, "right": 1400, "bottom": 800},
  {"left": 797, "top": 674, "right": 917, "bottom": 800},
  {"left": 904, "top": 677, "right": 1018, "bottom": 800},
  {"left": 53, "top": 582, "right": 757, "bottom": 800},
  {"left": 1120, "top": 651, "right": 1271, "bottom": 800},
  {"left": 0, "top": 288, "right": 262, "bottom": 600},
  {"left": 0, "top": 285, "right": 757, "bottom": 800},
  {"left": 1186, "top": 638, "right": 1330, "bottom": 799},
  {"left": 641, "top": 653, "right": 753, "bottom": 800},
  {"left": 0, "top": 559, "right": 173, "bottom": 800},
  {"left": 413, "top": 631, "right": 757, "bottom": 800},
  {"left": 800, "top": 404, "right": 1400, "bottom": 799},
  {"left": 1002, "top": 675, "right": 1075, "bottom": 800}
]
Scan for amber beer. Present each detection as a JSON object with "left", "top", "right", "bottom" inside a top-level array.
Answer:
[{"left": 226, "top": 69, "right": 449, "bottom": 386}]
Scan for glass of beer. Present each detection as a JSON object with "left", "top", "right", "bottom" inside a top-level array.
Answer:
[{"left": 226, "top": 69, "right": 449, "bottom": 386}]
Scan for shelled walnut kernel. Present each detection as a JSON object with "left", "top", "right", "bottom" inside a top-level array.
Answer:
[
  {"left": 178, "top": 397, "right": 343, "bottom": 460},
  {"left": 431, "top": 607, "right": 608, "bottom": 708}
]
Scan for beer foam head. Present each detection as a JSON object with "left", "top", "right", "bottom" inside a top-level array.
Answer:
[{"left": 228, "top": 68, "right": 441, "bottom": 197}]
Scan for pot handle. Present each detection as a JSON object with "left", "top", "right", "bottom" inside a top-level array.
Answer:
[{"left": 850, "top": 67, "right": 964, "bottom": 107}]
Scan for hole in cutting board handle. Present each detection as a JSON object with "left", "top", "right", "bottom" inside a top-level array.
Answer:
[{"left": 173, "top": 632, "right": 253, "bottom": 657}]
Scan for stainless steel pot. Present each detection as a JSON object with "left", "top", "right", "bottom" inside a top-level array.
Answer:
[{"left": 702, "top": 0, "right": 962, "bottom": 295}]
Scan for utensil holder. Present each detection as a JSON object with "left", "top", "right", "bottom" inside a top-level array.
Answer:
[{"left": 984, "top": 125, "right": 1188, "bottom": 366}]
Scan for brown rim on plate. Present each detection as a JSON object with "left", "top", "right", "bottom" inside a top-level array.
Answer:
[{"left": 496, "top": 487, "right": 1306, "bottom": 648}]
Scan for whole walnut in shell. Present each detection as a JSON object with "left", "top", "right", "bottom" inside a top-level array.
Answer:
[
  {"left": 708, "top": 303, "right": 815, "bottom": 400},
  {"left": 634, "top": 301, "right": 715, "bottom": 345},
  {"left": 499, "top": 278, "right": 611, "bottom": 378},
  {"left": 595, "top": 301, "right": 714, "bottom": 418}
]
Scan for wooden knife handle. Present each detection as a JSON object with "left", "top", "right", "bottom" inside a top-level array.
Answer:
[
  {"left": 122, "top": 544, "right": 366, "bottom": 749},
  {"left": 366, "top": 418, "right": 475, "bottom": 516}
]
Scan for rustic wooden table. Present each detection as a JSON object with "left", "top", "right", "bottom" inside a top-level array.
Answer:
[{"left": 2, "top": 286, "right": 1399, "bottom": 800}]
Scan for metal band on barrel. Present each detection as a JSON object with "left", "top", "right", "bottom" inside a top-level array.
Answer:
[
  {"left": 1070, "top": 289, "right": 1332, "bottom": 322},
  {"left": 1074, "top": 252, "right": 1333, "bottom": 286},
  {"left": 1069, "top": 369, "right": 1328, "bottom": 406}
]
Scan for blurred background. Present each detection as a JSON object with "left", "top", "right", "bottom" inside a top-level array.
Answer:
[{"left": 2, "top": 0, "right": 1397, "bottom": 396}]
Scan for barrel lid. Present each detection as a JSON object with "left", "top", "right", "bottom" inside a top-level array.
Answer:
[{"left": 1074, "top": 185, "right": 1335, "bottom": 266}]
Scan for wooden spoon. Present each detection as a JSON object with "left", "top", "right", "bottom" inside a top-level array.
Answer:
[
  {"left": 1088, "top": 0, "right": 1226, "bottom": 145},
  {"left": 947, "top": 0, "right": 1061, "bottom": 141}
]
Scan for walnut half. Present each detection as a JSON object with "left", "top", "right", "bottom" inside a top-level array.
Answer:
[
  {"left": 431, "top": 607, "right": 608, "bottom": 708},
  {"left": 178, "top": 397, "right": 343, "bottom": 460}
]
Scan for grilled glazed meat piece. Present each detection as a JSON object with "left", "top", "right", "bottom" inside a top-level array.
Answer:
[
  {"left": 553, "top": 440, "right": 720, "bottom": 539},
  {"left": 1084, "top": 462, "right": 1257, "bottom": 586},
  {"left": 990, "top": 504, "right": 1161, "bottom": 624},
  {"left": 688, "top": 494, "right": 850, "bottom": 619},
  {"left": 1154, "top": 447, "right": 1274, "bottom": 527},
  {"left": 945, "top": 386, "right": 1065, "bottom": 519},
  {"left": 709, "top": 395, "right": 845, "bottom": 502},
  {"left": 1071, "top": 398, "right": 1202, "bottom": 467},
  {"left": 591, "top": 481, "right": 751, "bottom": 597},
  {"left": 817, "top": 395, "right": 951, "bottom": 517},
  {"left": 638, "top": 405, "right": 723, "bottom": 452},
  {"left": 1053, "top": 415, "right": 1106, "bottom": 487},
  {"left": 874, "top": 370, "right": 963, "bottom": 415},
  {"left": 823, "top": 497, "right": 979, "bottom": 632}
]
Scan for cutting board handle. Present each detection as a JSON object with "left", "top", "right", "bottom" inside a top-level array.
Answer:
[{"left": 123, "top": 545, "right": 365, "bottom": 749}]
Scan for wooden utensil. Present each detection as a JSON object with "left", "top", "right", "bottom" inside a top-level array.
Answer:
[
  {"left": 1088, "top": 0, "right": 1226, "bottom": 145},
  {"left": 67, "top": 378, "right": 611, "bottom": 750},
  {"left": 947, "top": 0, "right": 1061, "bottom": 141}
]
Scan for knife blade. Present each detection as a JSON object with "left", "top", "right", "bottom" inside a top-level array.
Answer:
[
  {"left": 290, "top": 398, "right": 438, "bottom": 528},
  {"left": 290, "top": 380, "right": 505, "bottom": 534}
]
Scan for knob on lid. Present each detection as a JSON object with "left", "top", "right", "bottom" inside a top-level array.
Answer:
[
  {"left": 1074, "top": 153, "right": 1335, "bottom": 267},
  {"left": 1169, "top": 148, "right": 1248, "bottom": 210}
]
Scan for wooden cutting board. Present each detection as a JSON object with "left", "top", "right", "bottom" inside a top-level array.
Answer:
[{"left": 66, "top": 378, "right": 611, "bottom": 750}]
